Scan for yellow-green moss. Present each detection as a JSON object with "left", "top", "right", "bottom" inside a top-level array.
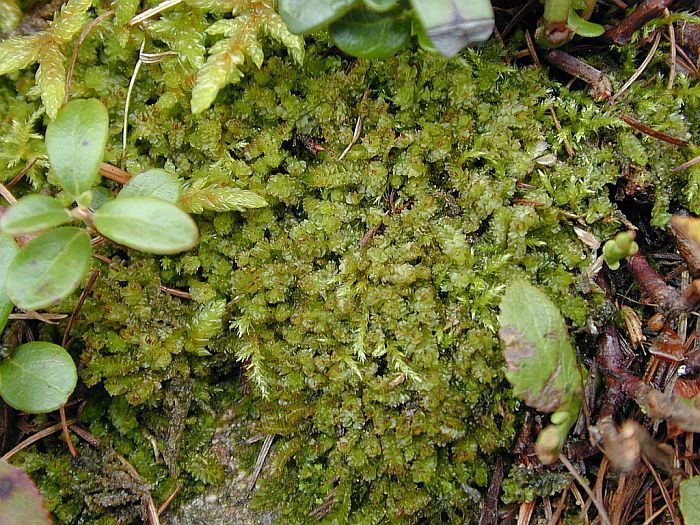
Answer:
[{"left": 1, "top": 6, "right": 699, "bottom": 522}]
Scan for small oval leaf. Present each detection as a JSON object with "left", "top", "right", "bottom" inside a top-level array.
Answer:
[
  {"left": 410, "top": 0, "right": 494, "bottom": 57},
  {"left": 94, "top": 196, "right": 198, "bottom": 254},
  {"left": 330, "top": 6, "right": 411, "bottom": 59},
  {"left": 6, "top": 227, "right": 91, "bottom": 310},
  {"left": 279, "top": 0, "right": 359, "bottom": 34},
  {"left": 119, "top": 169, "right": 180, "bottom": 202},
  {"left": 0, "top": 235, "right": 18, "bottom": 333},
  {"left": 0, "top": 460, "right": 52, "bottom": 525},
  {"left": 0, "top": 195, "right": 71, "bottom": 235},
  {"left": 0, "top": 342, "right": 77, "bottom": 413},
  {"left": 45, "top": 98, "right": 109, "bottom": 199}
]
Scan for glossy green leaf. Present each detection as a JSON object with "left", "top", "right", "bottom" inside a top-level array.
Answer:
[
  {"left": 279, "top": 0, "right": 359, "bottom": 34},
  {"left": 0, "top": 235, "right": 18, "bottom": 333},
  {"left": 0, "top": 195, "right": 71, "bottom": 235},
  {"left": 0, "top": 460, "right": 52, "bottom": 524},
  {"left": 499, "top": 280, "right": 583, "bottom": 463},
  {"left": 330, "top": 6, "right": 411, "bottom": 59},
  {"left": 410, "top": 0, "right": 494, "bottom": 57},
  {"left": 94, "top": 196, "right": 199, "bottom": 254},
  {"left": 364, "top": 0, "right": 397, "bottom": 12},
  {"left": 118, "top": 169, "right": 180, "bottom": 202},
  {"left": 0, "top": 342, "right": 77, "bottom": 413},
  {"left": 6, "top": 227, "right": 91, "bottom": 310},
  {"left": 567, "top": 10, "right": 604, "bottom": 38},
  {"left": 45, "top": 98, "right": 109, "bottom": 199},
  {"left": 681, "top": 476, "right": 700, "bottom": 524}
]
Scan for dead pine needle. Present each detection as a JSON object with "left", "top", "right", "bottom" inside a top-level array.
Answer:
[
  {"left": 672, "top": 152, "right": 700, "bottom": 172},
  {"left": 63, "top": 269, "right": 100, "bottom": 348},
  {"left": 549, "top": 106, "right": 574, "bottom": 157},
  {"left": 129, "top": 0, "right": 182, "bottom": 26},
  {"left": 642, "top": 456, "right": 681, "bottom": 525},
  {"left": 558, "top": 453, "right": 612, "bottom": 525},
  {"left": 2, "top": 418, "right": 78, "bottom": 461},
  {"left": 60, "top": 405, "right": 77, "bottom": 457},
  {"left": 247, "top": 434, "right": 275, "bottom": 495},
  {"left": 609, "top": 30, "right": 662, "bottom": 105},
  {"left": 65, "top": 10, "right": 115, "bottom": 103},
  {"left": 0, "top": 183, "right": 17, "bottom": 205},
  {"left": 157, "top": 484, "right": 182, "bottom": 516}
]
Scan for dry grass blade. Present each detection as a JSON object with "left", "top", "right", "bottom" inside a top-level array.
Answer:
[
  {"left": 247, "top": 434, "right": 275, "bottom": 494},
  {"left": 642, "top": 456, "right": 681, "bottom": 525},
  {"left": 559, "top": 454, "right": 612, "bottom": 525},
  {"left": 129, "top": 0, "right": 183, "bottom": 26},
  {"left": 609, "top": 31, "right": 662, "bottom": 104}
]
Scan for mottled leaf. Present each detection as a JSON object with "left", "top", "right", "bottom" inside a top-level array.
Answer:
[
  {"left": 180, "top": 186, "right": 267, "bottom": 213},
  {"left": 6, "top": 227, "right": 91, "bottom": 310},
  {"left": 0, "top": 342, "right": 77, "bottom": 413},
  {"left": 94, "top": 196, "right": 198, "bottom": 254},
  {"left": 119, "top": 169, "right": 180, "bottom": 202},
  {"left": 330, "top": 6, "right": 411, "bottom": 59},
  {"left": 499, "top": 280, "right": 583, "bottom": 463},
  {"left": 0, "top": 195, "right": 71, "bottom": 235},
  {"left": 45, "top": 98, "right": 109, "bottom": 197},
  {"left": 0, "top": 235, "right": 18, "bottom": 333},
  {"left": 409, "top": 0, "right": 493, "bottom": 57},
  {"left": 499, "top": 281, "right": 581, "bottom": 411},
  {"left": 681, "top": 476, "right": 700, "bottom": 525},
  {"left": 279, "top": 0, "right": 359, "bottom": 34},
  {"left": 0, "top": 460, "right": 52, "bottom": 524}
]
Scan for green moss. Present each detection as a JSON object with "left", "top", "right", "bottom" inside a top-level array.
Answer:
[{"left": 0, "top": 10, "right": 697, "bottom": 522}]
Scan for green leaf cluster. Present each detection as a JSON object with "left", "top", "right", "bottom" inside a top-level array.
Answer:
[{"left": 279, "top": 0, "right": 494, "bottom": 58}]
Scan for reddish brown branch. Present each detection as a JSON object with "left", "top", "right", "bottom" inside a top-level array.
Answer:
[
  {"left": 626, "top": 253, "right": 678, "bottom": 309},
  {"left": 604, "top": 0, "right": 676, "bottom": 45}
]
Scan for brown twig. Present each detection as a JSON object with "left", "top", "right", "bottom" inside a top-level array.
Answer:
[
  {"left": 157, "top": 484, "right": 182, "bottom": 516},
  {"left": 59, "top": 405, "right": 77, "bottom": 457},
  {"left": 0, "top": 183, "right": 17, "bottom": 206},
  {"left": 604, "top": 0, "right": 674, "bottom": 45},
  {"left": 626, "top": 253, "right": 678, "bottom": 309},
  {"left": 100, "top": 162, "right": 131, "bottom": 184},
  {"left": 620, "top": 114, "right": 689, "bottom": 147},
  {"left": 479, "top": 455, "right": 504, "bottom": 525}
]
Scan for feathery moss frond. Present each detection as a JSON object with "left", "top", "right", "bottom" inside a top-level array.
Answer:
[{"left": 190, "top": 2, "right": 304, "bottom": 113}]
